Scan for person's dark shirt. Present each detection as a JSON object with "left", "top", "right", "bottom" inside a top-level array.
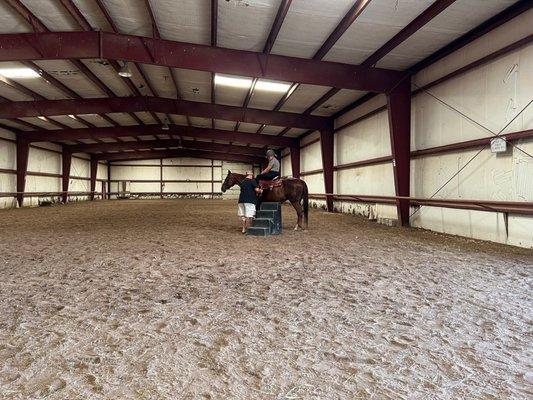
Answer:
[{"left": 238, "top": 178, "right": 258, "bottom": 204}]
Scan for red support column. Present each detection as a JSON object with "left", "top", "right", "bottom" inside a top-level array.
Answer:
[
  {"left": 90, "top": 156, "right": 98, "bottom": 200},
  {"left": 61, "top": 149, "right": 72, "bottom": 204},
  {"left": 320, "top": 129, "right": 334, "bottom": 212},
  {"left": 387, "top": 77, "right": 412, "bottom": 226},
  {"left": 16, "top": 137, "right": 30, "bottom": 207},
  {"left": 290, "top": 146, "right": 300, "bottom": 178}
]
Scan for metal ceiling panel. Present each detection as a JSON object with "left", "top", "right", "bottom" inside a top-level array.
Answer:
[
  {"left": 214, "top": 120, "right": 235, "bottom": 131},
  {"left": 218, "top": 0, "right": 282, "bottom": 51},
  {"left": 378, "top": 0, "right": 518, "bottom": 70},
  {"left": 323, "top": 0, "right": 434, "bottom": 65},
  {"left": 0, "top": 119, "right": 32, "bottom": 131},
  {"left": 21, "top": 0, "right": 79, "bottom": 31},
  {"left": 311, "top": 89, "right": 367, "bottom": 116},
  {"left": 0, "top": 61, "right": 69, "bottom": 100},
  {"left": 271, "top": 0, "right": 355, "bottom": 58},
  {"left": 106, "top": 112, "right": 139, "bottom": 125},
  {"left": 189, "top": 117, "right": 212, "bottom": 128},
  {"left": 72, "top": 0, "right": 113, "bottom": 31},
  {"left": 32, "top": 60, "right": 109, "bottom": 99},
  {"left": 80, "top": 59, "right": 131, "bottom": 97},
  {"left": 0, "top": 2, "right": 30, "bottom": 33},
  {"left": 248, "top": 89, "right": 286, "bottom": 110},
  {"left": 279, "top": 84, "right": 331, "bottom": 113},
  {"left": 18, "top": 117, "right": 59, "bottom": 130},
  {"left": 169, "top": 114, "right": 188, "bottom": 125},
  {"left": 100, "top": 0, "right": 152, "bottom": 36},
  {"left": 138, "top": 64, "right": 176, "bottom": 98},
  {"left": 149, "top": 0, "right": 210, "bottom": 44},
  {"left": 173, "top": 69, "right": 212, "bottom": 103}
]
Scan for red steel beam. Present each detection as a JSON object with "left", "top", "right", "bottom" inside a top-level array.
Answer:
[
  {"left": 290, "top": 145, "right": 300, "bottom": 179},
  {"left": 0, "top": 97, "right": 331, "bottom": 131},
  {"left": 89, "top": 156, "right": 98, "bottom": 200},
  {"left": 61, "top": 149, "right": 72, "bottom": 203},
  {"left": 22, "top": 124, "right": 297, "bottom": 147},
  {"left": 94, "top": 149, "right": 262, "bottom": 164},
  {"left": 387, "top": 77, "right": 411, "bottom": 226},
  {"left": 210, "top": 0, "right": 218, "bottom": 129},
  {"left": 362, "top": 0, "right": 457, "bottom": 67},
  {"left": 16, "top": 137, "right": 30, "bottom": 207},
  {"left": 0, "top": 31, "right": 404, "bottom": 93},
  {"left": 67, "top": 138, "right": 266, "bottom": 157},
  {"left": 320, "top": 129, "right": 334, "bottom": 212}
]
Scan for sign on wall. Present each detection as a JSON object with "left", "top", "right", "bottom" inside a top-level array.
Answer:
[{"left": 490, "top": 137, "right": 507, "bottom": 153}]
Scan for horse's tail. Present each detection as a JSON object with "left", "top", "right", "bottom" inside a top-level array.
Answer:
[{"left": 302, "top": 180, "right": 309, "bottom": 226}]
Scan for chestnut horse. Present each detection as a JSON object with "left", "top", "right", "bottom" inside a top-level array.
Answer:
[{"left": 221, "top": 171, "right": 309, "bottom": 230}]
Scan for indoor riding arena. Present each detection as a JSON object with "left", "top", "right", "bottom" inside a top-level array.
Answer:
[{"left": 0, "top": 1, "right": 532, "bottom": 399}]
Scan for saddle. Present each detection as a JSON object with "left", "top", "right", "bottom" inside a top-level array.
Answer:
[{"left": 258, "top": 176, "right": 283, "bottom": 190}]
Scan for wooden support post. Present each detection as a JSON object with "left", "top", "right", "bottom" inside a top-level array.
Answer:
[
  {"left": 90, "top": 156, "right": 98, "bottom": 200},
  {"left": 16, "top": 137, "right": 30, "bottom": 207},
  {"left": 387, "top": 77, "right": 411, "bottom": 226},
  {"left": 290, "top": 145, "right": 300, "bottom": 178},
  {"left": 320, "top": 129, "right": 334, "bottom": 212},
  {"left": 61, "top": 149, "right": 72, "bottom": 204}
]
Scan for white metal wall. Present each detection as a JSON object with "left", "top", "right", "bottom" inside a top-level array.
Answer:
[
  {"left": 108, "top": 158, "right": 259, "bottom": 200},
  {"left": 0, "top": 128, "right": 107, "bottom": 209},
  {"left": 302, "top": 10, "right": 533, "bottom": 247}
]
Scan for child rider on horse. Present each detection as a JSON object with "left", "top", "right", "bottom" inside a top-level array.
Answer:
[
  {"left": 237, "top": 170, "right": 259, "bottom": 234},
  {"left": 256, "top": 149, "right": 280, "bottom": 183}
]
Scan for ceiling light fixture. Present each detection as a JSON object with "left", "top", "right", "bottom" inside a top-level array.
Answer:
[
  {"left": 0, "top": 68, "right": 40, "bottom": 79},
  {"left": 214, "top": 74, "right": 252, "bottom": 89},
  {"left": 255, "top": 79, "right": 292, "bottom": 93},
  {"left": 67, "top": 114, "right": 76, "bottom": 119},
  {"left": 37, "top": 116, "right": 47, "bottom": 121},
  {"left": 118, "top": 62, "right": 132, "bottom": 78}
]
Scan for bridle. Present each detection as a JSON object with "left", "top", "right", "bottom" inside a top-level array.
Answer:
[{"left": 224, "top": 172, "right": 246, "bottom": 189}]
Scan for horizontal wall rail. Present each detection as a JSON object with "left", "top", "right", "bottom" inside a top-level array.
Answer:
[{"left": 309, "top": 194, "right": 533, "bottom": 215}]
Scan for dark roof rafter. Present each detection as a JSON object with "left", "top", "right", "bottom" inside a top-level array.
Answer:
[
  {"left": 0, "top": 31, "right": 404, "bottom": 93},
  {"left": 95, "top": 148, "right": 261, "bottom": 164},
  {"left": 0, "top": 97, "right": 331, "bottom": 131},
  {"left": 21, "top": 124, "right": 297, "bottom": 147},
  {"left": 67, "top": 138, "right": 265, "bottom": 157}
]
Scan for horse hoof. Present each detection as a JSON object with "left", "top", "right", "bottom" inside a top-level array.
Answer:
[{"left": 294, "top": 225, "right": 298, "bottom": 231}]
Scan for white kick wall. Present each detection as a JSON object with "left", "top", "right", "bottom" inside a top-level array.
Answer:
[
  {"left": 0, "top": 127, "right": 108, "bottom": 209},
  {"left": 300, "top": 10, "right": 533, "bottom": 248}
]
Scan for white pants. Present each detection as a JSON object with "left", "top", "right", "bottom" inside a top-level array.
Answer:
[{"left": 237, "top": 203, "right": 256, "bottom": 218}]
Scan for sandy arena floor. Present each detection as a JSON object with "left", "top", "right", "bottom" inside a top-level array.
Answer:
[{"left": 0, "top": 199, "right": 532, "bottom": 399}]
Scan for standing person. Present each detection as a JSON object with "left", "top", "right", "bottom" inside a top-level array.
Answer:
[
  {"left": 256, "top": 149, "right": 280, "bottom": 182},
  {"left": 237, "top": 170, "right": 258, "bottom": 234}
]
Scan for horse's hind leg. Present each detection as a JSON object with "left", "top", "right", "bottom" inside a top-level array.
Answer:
[{"left": 290, "top": 201, "right": 303, "bottom": 230}]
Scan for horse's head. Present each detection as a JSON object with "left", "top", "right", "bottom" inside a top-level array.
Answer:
[{"left": 221, "top": 170, "right": 237, "bottom": 193}]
